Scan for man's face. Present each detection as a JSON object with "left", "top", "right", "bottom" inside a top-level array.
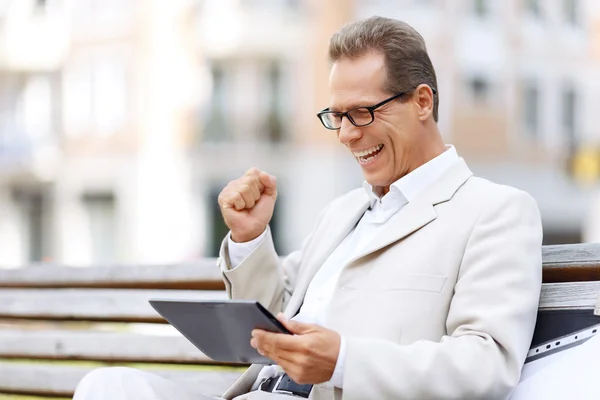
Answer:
[{"left": 328, "top": 52, "right": 421, "bottom": 191}]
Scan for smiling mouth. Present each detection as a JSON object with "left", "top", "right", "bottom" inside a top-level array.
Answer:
[{"left": 354, "top": 144, "right": 384, "bottom": 164}]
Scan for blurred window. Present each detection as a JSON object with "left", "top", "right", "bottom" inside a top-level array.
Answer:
[
  {"left": 0, "top": 75, "right": 21, "bottom": 158},
  {"left": 468, "top": 77, "right": 489, "bottom": 103},
  {"left": 203, "top": 59, "right": 290, "bottom": 144},
  {"left": 73, "top": 0, "right": 134, "bottom": 38},
  {"left": 562, "top": 85, "right": 577, "bottom": 150},
  {"left": 563, "top": 0, "right": 579, "bottom": 26},
  {"left": 93, "top": 58, "right": 127, "bottom": 134},
  {"left": 82, "top": 193, "right": 117, "bottom": 264},
  {"left": 524, "top": 0, "right": 542, "bottom": 18},
  {"left": 0, "top": 74, "right": 57, "bottom": 162},
  {"left": 13, "top": 188, "right": 51, "bottom": 263},
  {"left": 207, "top": 187, "right": 229, "bottom": 257},
  {"left": 203, "top": 62, "right": 232, "bottom": 142},
  {"left": 19, "top": 75, "right": 53, "bottom": 141},
  {"left": 62, "top": 49, "right": 128, "bottom": 137},
  {"left": 523, "top": 82, "right": 539, "bottom": 139},
  {"left": 262, "top": 61, "right": 286, "bottom": 143},
  {"left": 473, "top": 0, "right": 489, "bottom": 18}
]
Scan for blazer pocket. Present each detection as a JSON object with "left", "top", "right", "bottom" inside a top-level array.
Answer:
[{"left": 376, "top": 273, "right": 447, "bottom": 293}]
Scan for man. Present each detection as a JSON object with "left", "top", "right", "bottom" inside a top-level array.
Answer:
[{"left": 73, "top": 16, "right": 542, "bottom": 400}]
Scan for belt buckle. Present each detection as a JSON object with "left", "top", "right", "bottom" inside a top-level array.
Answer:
[{"left": 272, "top": 374, "right": 295, "bottom": 396}]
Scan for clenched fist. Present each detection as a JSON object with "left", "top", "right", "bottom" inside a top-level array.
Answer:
[{"left": 218, "top": 168, "right": 277, "bottom": 243}]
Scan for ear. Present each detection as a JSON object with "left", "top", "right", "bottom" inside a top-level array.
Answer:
[{"left": 413, "top": 84, "right": 435, "bottom": 122}]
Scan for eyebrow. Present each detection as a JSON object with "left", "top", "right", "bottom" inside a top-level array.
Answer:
[{"left": 328, "top": 98, "right": 380, "bottom": 112}]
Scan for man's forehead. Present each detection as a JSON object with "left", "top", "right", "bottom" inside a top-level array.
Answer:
[{"left": 328, "top": 53, "right": 387, "bottom": 109}]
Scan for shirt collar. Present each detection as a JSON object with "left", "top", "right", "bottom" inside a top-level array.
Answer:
[{"left": 363, "top": 145, "right": 459, "bottom": 207}]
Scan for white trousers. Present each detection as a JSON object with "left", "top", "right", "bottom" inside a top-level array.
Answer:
[
  {"left": 73, "top": 334, "right": 600, "bottom": 400},
  {"left": 72, "top": 367, "right": 217, "bottom": 400}
]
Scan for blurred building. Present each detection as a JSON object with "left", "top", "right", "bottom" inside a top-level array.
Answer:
[
  {"left": 0, "top": 0, "right": 599, "bottom": 266},
  {"left": 0, "top": 0, "right": 203, "bottom": 265}
]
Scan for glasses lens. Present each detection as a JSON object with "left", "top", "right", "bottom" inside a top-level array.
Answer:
[
  {"left": 347, "top": 108, "right": 373, "bottom": 126},
  {"left": 320, "top": 112, "right": 341, "bottom": 129}
]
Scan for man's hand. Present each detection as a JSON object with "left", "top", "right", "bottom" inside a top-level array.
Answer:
[
  {"left": 250, "top": 314, "right": 341, "bottom": 385},
  {"left": 217, "top": 168, "right": 277, "bottom": 243}
]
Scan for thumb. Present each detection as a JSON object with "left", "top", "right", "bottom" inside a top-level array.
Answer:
[
  {"left": 259, "top": 172, "right": 277, "bottom": 198},
  {"left": 277, "top": 313, "right": 314, "bottom": 335}
]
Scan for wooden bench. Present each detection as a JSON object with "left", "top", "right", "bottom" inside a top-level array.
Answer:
[{"left": 0, "top": 243, "right": 599, "bottom": 398}]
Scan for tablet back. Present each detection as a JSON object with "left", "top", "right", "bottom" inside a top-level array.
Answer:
[{"left": 149, "top": 299, "right": 284, "bottom": 364}]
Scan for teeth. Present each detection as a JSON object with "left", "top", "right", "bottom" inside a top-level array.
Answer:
[{"left": 353, "top": 144, "right": 383, "bottom": 158}]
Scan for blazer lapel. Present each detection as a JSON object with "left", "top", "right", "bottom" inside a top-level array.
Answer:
[
  {"left": 284, "top": 190, "right": 371, "bottom": 316},
  {"left": 346, "top": 200, "right": 436, "bottom": 266},
  {"left": 347, "top": 158, "right": 474, "bottom": 265}
]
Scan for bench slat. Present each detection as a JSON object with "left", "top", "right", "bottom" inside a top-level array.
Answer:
[
  {"left": 0, "top": 362, "right": 242, "bottom": 398},
  {"left": 0, "top": 289, "right": 227, "bottom": 323},
  {"left": 0, "top": 243, "right": 600, "bottom": 290},
  {"left": 539, "top": 281, "right": 600, "bottom": 310},
  {"left": 1, "top": 282, "right": 599, "bottom": 323},
  {"left": 542, "top": 243, "right": 600, "bottom": 283},
  {"left": 0, "top": 329, "right": 225, "bottom": 365},
  {"left": 0, "top": 243, "right": 599, "bottom": 290},
  {"left": 0, "top": 262, "right": 224, "bottom": 290}
]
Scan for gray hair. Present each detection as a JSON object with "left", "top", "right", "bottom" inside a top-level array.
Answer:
[{"left": 329, "top": 16, "right": 439, "bottom": 122}]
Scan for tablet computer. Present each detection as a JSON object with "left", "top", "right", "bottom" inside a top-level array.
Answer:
[{"left": 148, "top": 299, "right": 291, "bottom": 364}]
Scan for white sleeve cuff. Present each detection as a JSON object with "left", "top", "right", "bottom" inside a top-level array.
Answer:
[
  {"left": 226, "top": 229, "right": 267, "bottom": 269},
  {"left": 329, "top": 336, "right": 346, "bottom": 388}
]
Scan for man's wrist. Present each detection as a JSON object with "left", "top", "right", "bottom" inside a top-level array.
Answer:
[
  {"left": 329, "top": 336, "right": 346, "bottom": 388},
  {"left": 231, "top": 228, "right": 266, "bottom": 243},
  {"left": 226, "top": 229, "right": 268, "bottom": 269}
]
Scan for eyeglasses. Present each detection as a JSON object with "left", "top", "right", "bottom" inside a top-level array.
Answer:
[{"left": 316, "top": 88, "right": 436, "bottom": 130}]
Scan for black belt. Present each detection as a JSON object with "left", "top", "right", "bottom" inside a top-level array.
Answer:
[{"left": 259, "top": 373, "right": 313, "bottom": 398}]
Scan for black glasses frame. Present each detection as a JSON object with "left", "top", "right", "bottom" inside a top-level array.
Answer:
[{"left": 316, "top": 87, "right": 437, "bottom": 130}]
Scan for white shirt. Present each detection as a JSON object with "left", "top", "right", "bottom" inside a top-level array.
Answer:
[{"left": 226, "top": 146, "right": 459, "bottom": 388}]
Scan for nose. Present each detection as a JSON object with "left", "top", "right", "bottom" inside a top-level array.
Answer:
[{"left": 337, "top": 117, "right": 362, "bottom": 145}]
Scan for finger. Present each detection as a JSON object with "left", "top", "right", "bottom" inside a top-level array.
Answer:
[
  {"left": 244, "top": 168, "right": 263, "bottom": 181},
  {"left": 238, "top": 184, "right": 256, "bottom": 208},
  {"left": 228, "top": 192, "right": 245, "bottom": 211},
  {"left": 253, "top": 329, "right": 303, "bottom": 353},
  {"left": 265, "top": 348, "right": 296, "bottom": 368},
  {"left": 217, "top": 187, "right": 233, "bottom": 209},
  {"left": 252, "top": 332, "right": 298, "bottom": 366},
  {"left": 258, "top": 172, "right": 277, "bottom": 198},
  {"left": 270, "top": 352, "right": 318, "bottom": 385},
  {"left": 241, "top": 176, "right": 262, "bottom": 200},
  {"left": 277, "top": 313, "right": 316, "bottom": 335},
  {"left": 249, "top": 180, "right": 261, "bottom": 201}
]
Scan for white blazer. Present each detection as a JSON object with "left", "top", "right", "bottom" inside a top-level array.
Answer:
[{"left": 217, "top": 158, "right": 543, "bottom": 400}]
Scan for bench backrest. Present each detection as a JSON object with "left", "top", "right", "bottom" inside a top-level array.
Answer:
[{"left": 0, "top": 243, "right": 599, "bottom": 398}]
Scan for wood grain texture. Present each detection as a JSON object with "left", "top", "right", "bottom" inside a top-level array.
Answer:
[
  {"left": 1, "top": 244, "right": 599, "bottom": 289},
  {"left": 538, "top": 281, "right": 600, "bottom": 310},
  {"left": 0, "top": 262, "right": 225, "bottom": 290},
  {"left": 0, "top": 289, "right": 227, "bottom": 323},
  {"left": 0, "top": 362, "right": 241, "bottom": 397},
  {"left": 2, "top": 282, "right": 597, "bottom": 321},
  {"left": 0, "top": 329, "right": 223, "bottom": 364},
  {"left": 542, "top": 243, "right": 600, "bottom": 283}
]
